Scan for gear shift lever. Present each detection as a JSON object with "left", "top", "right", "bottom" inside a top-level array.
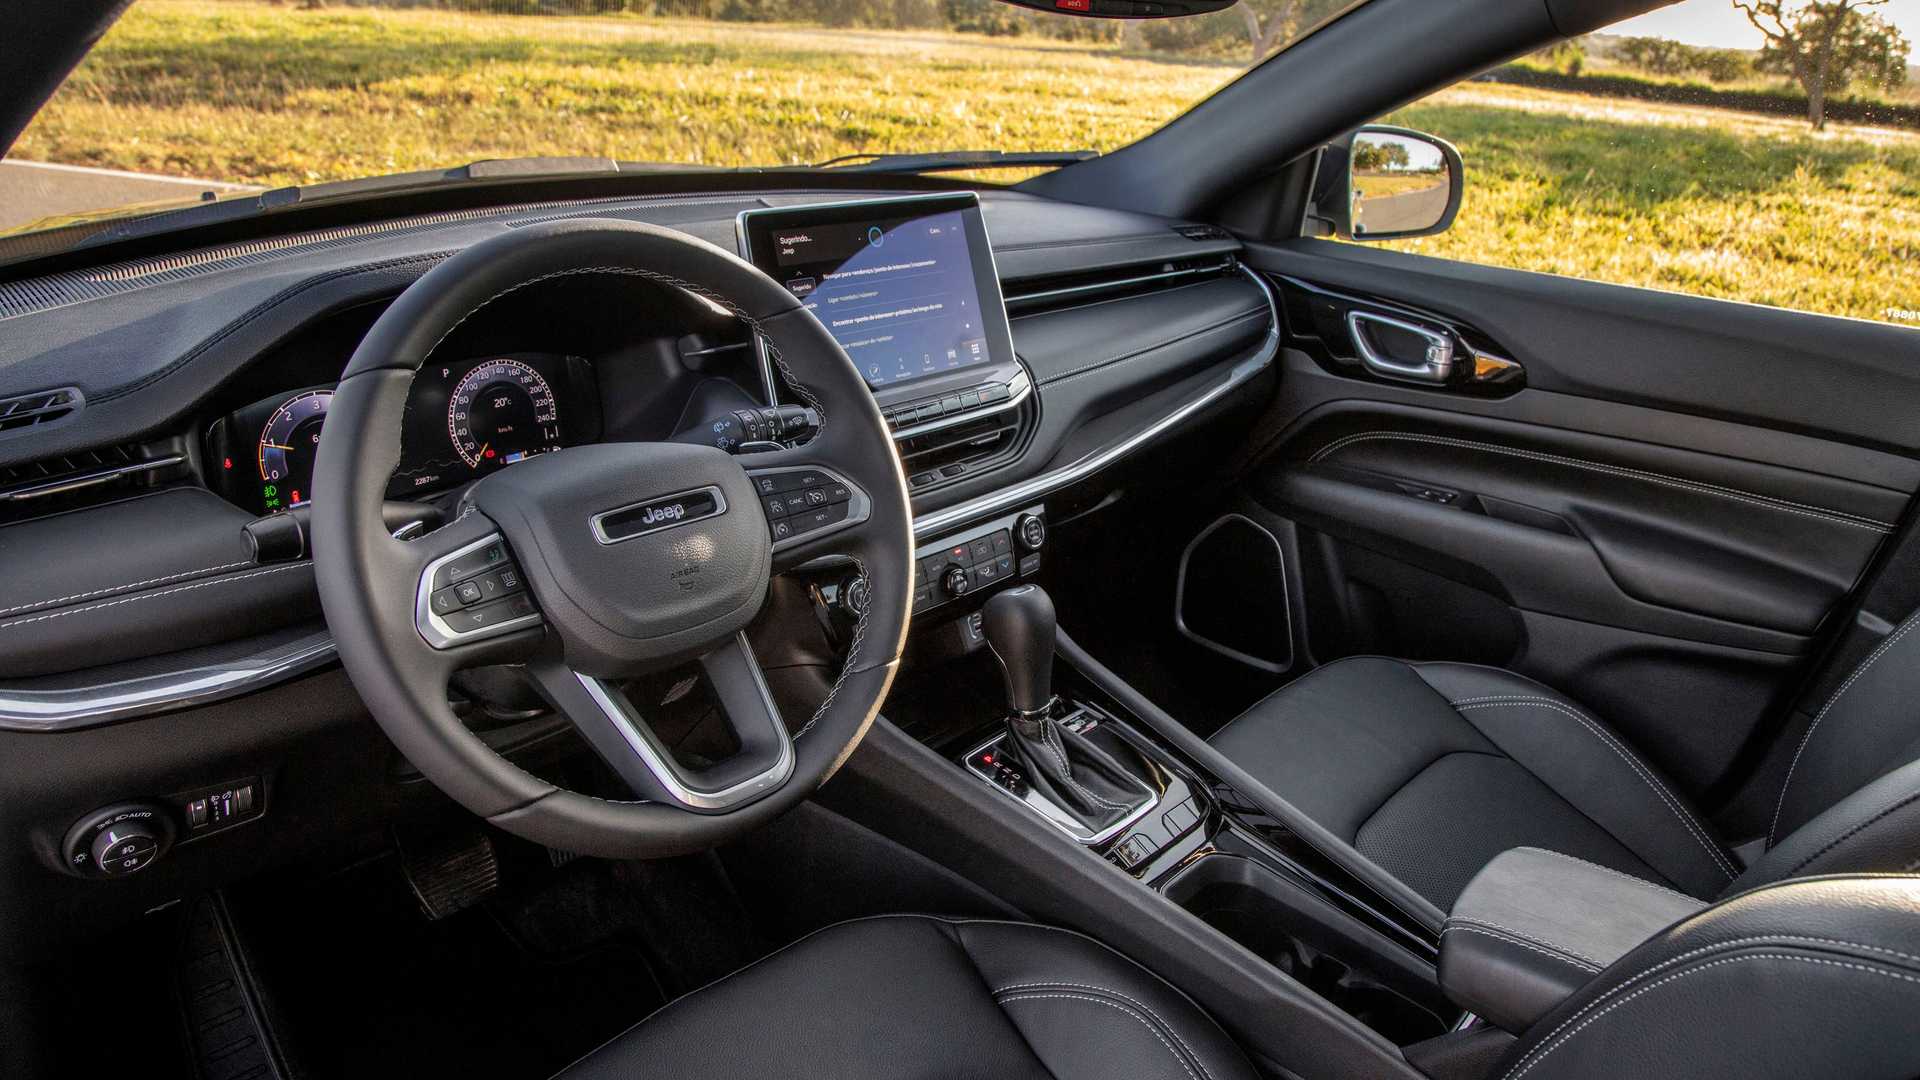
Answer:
[
  {"left": 983, "top": 585, "right": 1056, "bottom": 718},
  {"left": 981, "top": 585, "right": 1146, "bottom": 835}
]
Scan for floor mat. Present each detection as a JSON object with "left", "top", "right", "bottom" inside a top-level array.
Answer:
[{"left": 224, "top": 846, "right": 671, "bottom": 1080}]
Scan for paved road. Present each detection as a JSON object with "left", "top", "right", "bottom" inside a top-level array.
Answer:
[
  {"left": 0, "top": 159, "right": 259, "bottom": 233},
  {"left": 1355, "top": 183, "right": 1450, "bottom": 236}
]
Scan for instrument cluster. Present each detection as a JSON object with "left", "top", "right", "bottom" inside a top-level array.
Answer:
[{"left": 207, "top": 352, "right": 599, "bottom": 516}]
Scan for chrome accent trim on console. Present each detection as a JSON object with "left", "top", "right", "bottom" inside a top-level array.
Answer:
[
  {"left": 912, "top": 265, "right": 1278, "bottom": 541},
  {"left": 574, "top": 632, "right": 793, "bottom": 811},
  {"left": 0, "top": 630, "right": 337, "bottom": 731}
]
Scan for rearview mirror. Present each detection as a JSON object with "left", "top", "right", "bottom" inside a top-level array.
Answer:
[
  {"left": 994, "top": 0, "right": 1239, "bottom": 17},
  {"left": 1321, "top": 127, "right": 1463, "bottom": 241}
]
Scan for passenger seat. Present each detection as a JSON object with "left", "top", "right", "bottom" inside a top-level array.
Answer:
[{"left": 1208, "top": 621, "right": 1920, "bottom": 908}]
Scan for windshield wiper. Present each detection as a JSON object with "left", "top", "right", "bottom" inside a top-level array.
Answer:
[{"left": 804, "top": 149, "right": 1097, "bottom": 174}]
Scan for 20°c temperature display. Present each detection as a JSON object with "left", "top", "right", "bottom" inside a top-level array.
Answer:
[{"left": 446, "top": 358, "right": 561, "bottom": 472}]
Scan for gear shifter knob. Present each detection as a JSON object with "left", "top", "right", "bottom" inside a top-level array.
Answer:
[{"left": 983, "top": 584, "right": 1056, "bottom": 716}]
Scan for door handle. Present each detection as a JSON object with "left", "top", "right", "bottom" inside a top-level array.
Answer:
[{"left": 1346, "top": 310, "right": 1455, "bottom": 383}]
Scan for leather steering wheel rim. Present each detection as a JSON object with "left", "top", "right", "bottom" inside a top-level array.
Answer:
[{"left": 311, "top": 218, "right": 912, "bottom": 859}]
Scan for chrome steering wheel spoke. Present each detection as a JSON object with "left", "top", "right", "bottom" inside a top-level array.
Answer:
[{"left": 525, "top": 633, "right": 794, "bottom": 813}]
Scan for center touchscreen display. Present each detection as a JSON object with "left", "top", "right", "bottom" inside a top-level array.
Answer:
[{"left": 739, "top": 194, "right": 1015, "bottom": 392}]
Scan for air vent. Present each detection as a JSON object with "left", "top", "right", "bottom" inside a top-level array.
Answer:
[
  {"left": 1174, "top": 224, "right": 1232, "bottom": 241},
  {"left": 898, "top": 403, "right": 1032, "bottom": 495},
  {"left": 0, "top": 439, "right": 191, "bottom": 521},
  {"left": 1003, "top": 255, "right": 1238, "bottom": 315},
  {"left": 0, "top": 387, "right": 81, "bottom": 435}
]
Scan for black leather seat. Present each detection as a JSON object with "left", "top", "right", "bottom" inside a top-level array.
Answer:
[
  {"left": 1211, "top": 647, "right": 1920, "bottom": 909},
  {"left": 555, "top": 915, "right": 1259, "bottom": 1080}
]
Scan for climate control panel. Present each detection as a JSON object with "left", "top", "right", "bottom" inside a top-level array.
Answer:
[{"left": 913, "top": 506, "right": 1045, "bottom": 616}]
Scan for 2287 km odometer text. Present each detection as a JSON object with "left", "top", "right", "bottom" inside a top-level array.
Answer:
[{"left": 447, "top": 358, "right": 561, "bottom": 473}]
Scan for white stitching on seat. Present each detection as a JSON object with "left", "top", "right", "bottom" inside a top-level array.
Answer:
[
  {"left": 1501, "top": 931, "right": 1920, "bottom": 1080},
  {"left": 1767, "top": 610, "right": 1920, "bottom": 844},
  {"left": 1441, "top": 920, "right": 1606, "bottom": 970},
  {"left": 1309, "top": 431, "right": 1892, "bottom": 532},
  {"left": 998, "top": 992, "right": 1200, "bottom": 1080},
  {"left": 0, "top": 564, "right": 308, "bottom": 631},
  {"left": 0, "top": 558, "right": 254, "bottom": 616},
  {"left": 994, "top": 981, "right": 1220, "bottom": 1080},
  {"left": 1502, "top": 848, "right": 1701, "bottom": 904},
  {"left": 1452, "top": 698, "right": 1738, "bottom": 880},
  {"left": 1502, "top": 953, "right": 1920, "bottom": 1080}
]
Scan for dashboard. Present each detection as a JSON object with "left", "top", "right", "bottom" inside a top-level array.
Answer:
[{"left": 0, "top": 180, "right": 1275, "bottom": 956}]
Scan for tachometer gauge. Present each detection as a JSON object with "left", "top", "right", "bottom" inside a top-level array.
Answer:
[
  {"left": 447, "top": 358, "right": 561, "bottom": 473},
  {"left": 257, "top": 388, "right": 330, "bottom": 512}
]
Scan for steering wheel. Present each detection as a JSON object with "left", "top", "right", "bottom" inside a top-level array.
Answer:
[{"left": 311, "top": 219, "right": 912, "bottom": 858}]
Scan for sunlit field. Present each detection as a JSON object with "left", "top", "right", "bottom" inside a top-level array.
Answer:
[{"left": 14, "top": 0, "right": 1919, "bottom": 323}]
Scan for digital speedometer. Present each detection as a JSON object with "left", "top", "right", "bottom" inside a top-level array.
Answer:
[
  {"left": 257, "top": 388, "right": 330, "bottom": 512},
  {"left": 446, "top": 358, "right": 561, "bottom": 473}
]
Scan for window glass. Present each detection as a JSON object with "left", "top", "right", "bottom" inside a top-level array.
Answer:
[{"left": 1363, "top": 0, "right": 1919, "bottom": 327}]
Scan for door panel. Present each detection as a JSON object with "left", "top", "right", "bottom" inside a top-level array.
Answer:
[{"left": 1227, "top": 240, "right": 1919, "bottom": 798}]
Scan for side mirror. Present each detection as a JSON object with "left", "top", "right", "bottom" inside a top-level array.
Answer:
[{"left": 1316, "top": 126, "right": 1463, "bottom": 241}]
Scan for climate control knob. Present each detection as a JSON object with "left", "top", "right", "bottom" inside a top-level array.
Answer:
[
  {"left": 1016, "top": 513, "right": 1047, "bottom": 551},
  {"left": 942, "top": 565, "right": 973, "bottom": 598}
]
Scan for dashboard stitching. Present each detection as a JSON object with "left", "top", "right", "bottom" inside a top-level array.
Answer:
[
  {"left": 0, "top": 558, "right": 255, "bottom": 616},
  {"left": 0, "top": 563, "right": 308, "bottom": 631},
  {"left": 95, "top": 253, "right": 455, "bottom": 405},
  {"left": 1311, "top": 431, "right": 1894, "bottom": 532},
  {"left": 1037, "top": 307, "right": 1268, "bottom": 386}
]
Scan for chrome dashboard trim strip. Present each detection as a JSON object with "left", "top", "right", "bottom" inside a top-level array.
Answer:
[
  {"left": 911, "top": 265, "right": 1278, "bottom": 542},
  {"left": 0, "top": 454, "right": 186, "bottom": 502},
  {"left": 1004, "top": 257, "right": 1236, "bottom": 308},
  {"left": 0, "top": 630, "right": 337, "bottom": 731}
]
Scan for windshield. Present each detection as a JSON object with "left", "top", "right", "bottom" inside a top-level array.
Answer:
[{"left": 2, "top": 0, "right": 1359, "bottom": 238}]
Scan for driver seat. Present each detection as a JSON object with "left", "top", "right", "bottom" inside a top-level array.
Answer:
[{"left": 555, "top": 915, "right": 1257, "bottom": 1080}]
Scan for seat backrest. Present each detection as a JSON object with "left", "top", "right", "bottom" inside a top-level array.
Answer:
[
  {"left": 1732, "top": 610, "right": 1920, "bottom": 892},
  {"left": 1495, "top": 876, "right": 1920, "bottom": 1080}
]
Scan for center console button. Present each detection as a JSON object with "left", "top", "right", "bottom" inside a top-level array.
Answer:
[
  {"left": 968, "top": 537, "right": 994, "bottom": 564},
  {"left": 1017, "top": 514, "right": 1047, "bottom": 551},
  {"left": 942, "top": 566, "right": 973, "bottom": 598}
]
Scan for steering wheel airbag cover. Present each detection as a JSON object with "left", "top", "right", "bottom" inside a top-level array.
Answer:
[{"left": 468, "top": 442, "right": 771, "bottom": 675}]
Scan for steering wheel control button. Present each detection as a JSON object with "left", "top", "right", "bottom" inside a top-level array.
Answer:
[
  {"left": 748, "top": 466, "right": 870, "bottom": 550},
  {"left": 417, "top": 533, "right": 542, "bottom": 649}
]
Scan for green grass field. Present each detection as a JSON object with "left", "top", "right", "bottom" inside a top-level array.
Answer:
[{"left": 12, "top": 1, "right": 1920, "bottom": 325}]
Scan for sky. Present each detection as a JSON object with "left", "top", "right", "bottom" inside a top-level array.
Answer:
[{"left": 1609, "top": 0, "right": 1920, "bottom": 50}]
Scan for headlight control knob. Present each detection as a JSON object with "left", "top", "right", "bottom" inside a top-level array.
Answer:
[{"left": 64, "top": 802, "right": 173, "bottom": 878}]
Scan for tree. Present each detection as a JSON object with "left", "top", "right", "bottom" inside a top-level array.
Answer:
[
  {"left": 1735, "top": 0, "right": 1911, "bottom": 129},
  {"left": 1238, "top": 0, "right": 1347, "bottom": 65}
]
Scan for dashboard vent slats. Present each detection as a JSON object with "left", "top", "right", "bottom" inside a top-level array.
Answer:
[
  {"left": 1002, "top": 254, "right": 1238, "bottom": 314},
  {"left": 0, "top": 440, "right": 189, "bottom": 516},
  {"left": 0, "top": 387, "right": 81, "bottom": 435}
]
